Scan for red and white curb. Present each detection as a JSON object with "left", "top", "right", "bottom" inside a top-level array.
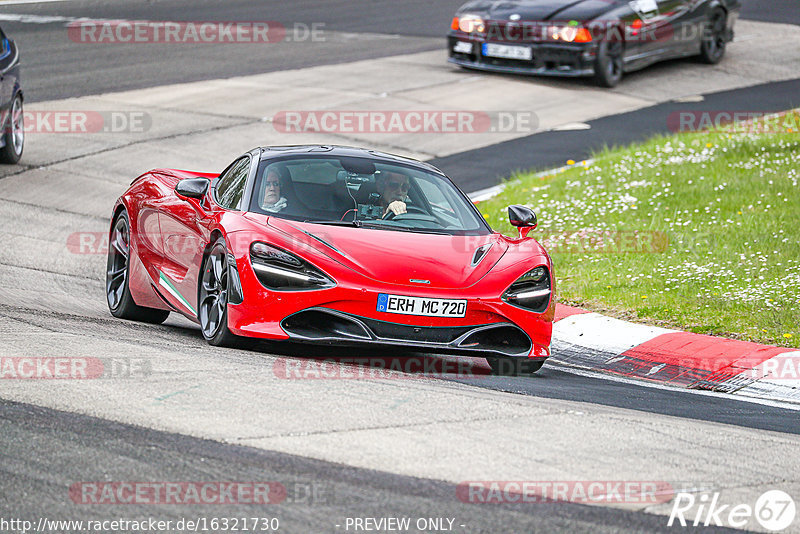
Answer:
[{"left": 552, "top": 304, "right": 800, "bottom": 404}]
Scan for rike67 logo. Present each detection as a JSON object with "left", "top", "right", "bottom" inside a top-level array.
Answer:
[{"left": 669, "top": 490, "right": 796, "bottom": 531}]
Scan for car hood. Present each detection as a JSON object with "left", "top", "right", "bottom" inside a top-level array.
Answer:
[
  {"left": 459, "top": 0, "right": 618, "bottom": 21},
  {"left": 266, "top": 218, "right": 510, "bottom": 289}
]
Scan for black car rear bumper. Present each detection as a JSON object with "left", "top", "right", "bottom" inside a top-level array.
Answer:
[{"left": 447, "top": 36, "right": 596, "bottom": 78}]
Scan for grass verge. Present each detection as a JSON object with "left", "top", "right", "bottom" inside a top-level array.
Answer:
[{"left": 479, "top": 112, "right": 800, "bottom": 348}]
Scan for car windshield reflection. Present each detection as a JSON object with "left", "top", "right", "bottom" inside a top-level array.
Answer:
[{"left": 249, "top": 156, "right": 489, "bottom": 236}]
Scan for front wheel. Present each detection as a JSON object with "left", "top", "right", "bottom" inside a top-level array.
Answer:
[
  {"left": 198, "top": 238, "right": 239, "bottom": 347},
  {"left": 106, "top": 211, "right": 170, "bottom": 324},
  {"left": 488, "top": 358, "right": 544, "bottom": 376},
  {"left": 699, "top": 8, "right": 728, "bottom": 64},
  {"left": 593, "top": 40, "right": 624, "bottom": 88},
  {"left": 0, "top": 94, "right": 24, "bottom": 164}
]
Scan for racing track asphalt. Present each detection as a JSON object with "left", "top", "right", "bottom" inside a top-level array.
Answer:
[
  {"left": 0, "top": 0, "right": 797, "bottom": 438},
  {"left": 446, "top": 359, "right": 800, "bottom": 436},
  {"left": 1, "top": 0, "right": 798, "bottom": 103},
  {"left": 3, "top": 397, "right": 740, "bottom": 533},
  {"left": 2, "top": 1, "right": 800, "bottom": 531},
  {"left": 431, "top": 77, "right": 800, "bottom": 192},
  {"left": 3, "top": 0, "right": 798, "bottom": 191}
]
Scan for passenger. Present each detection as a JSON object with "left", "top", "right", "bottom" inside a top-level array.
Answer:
[
  {"left": 377, "top": 171, "right": 410, "bottom": 217},
  {"left": 262, "top": 169, "right": 288, "bottom": 213}
]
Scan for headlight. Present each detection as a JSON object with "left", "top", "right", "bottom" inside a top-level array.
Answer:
[
  {"left": 250, "top": 242, "right": 335, "bottom": 291},
  {"left": 548, "top": 24, "right": 592, "bottom": 43},
  {"left": 453, "top": 14, "right": 485, "bottom": 33},
  {"left": 502, "top": 266, "right": 551, "bottom": 313}
]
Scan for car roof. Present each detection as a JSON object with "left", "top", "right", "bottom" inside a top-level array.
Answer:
[{"left": 256, "top": 145, "right": 446, "bottom": 176}]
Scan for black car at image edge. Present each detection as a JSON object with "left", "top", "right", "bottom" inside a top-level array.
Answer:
[
  {"left": 0, "top": 25, "right": 22, "bottom": 164},
  {"left": 448, "top": 0, "right": 741, "bottom": 87}
]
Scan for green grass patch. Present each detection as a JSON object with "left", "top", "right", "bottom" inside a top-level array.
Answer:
[{"left": 479, "top": 115, "right": 800, "bottom": 348}]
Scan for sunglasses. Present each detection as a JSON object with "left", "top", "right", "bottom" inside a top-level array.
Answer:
[
  {"left": 386, "top": 181, "right": 410, "bottom": 192},
  {"left": 265, "top": 180, "right": 280, "bottom": 188}
]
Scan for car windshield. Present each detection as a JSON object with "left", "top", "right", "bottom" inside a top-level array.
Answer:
[{"left": 248, "top": 156, "right": 490, "bottom": 235}]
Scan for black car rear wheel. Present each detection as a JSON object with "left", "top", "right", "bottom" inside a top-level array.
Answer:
[
  {"left": 593, "top": 40, "right": 624, "bottom": 88},
  {"left": 199, "top": 237, "right": 239, "bottom": 347},
  {"left": 0, "top": 94, "right": 24, "bottom": 164},
  {"left": 699, "top": 8, "right": 727, "bottom": 64},
  {"left": 106, "top": 211, "right": 170, "bottom": 324}
]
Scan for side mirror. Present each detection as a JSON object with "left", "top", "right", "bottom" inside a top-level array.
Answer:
[
  {"left": 508, "top": 204, "right": 537, "bottom": 238},
  {"left": 175, "top": 177, "right": 209, "bottom": 200}
]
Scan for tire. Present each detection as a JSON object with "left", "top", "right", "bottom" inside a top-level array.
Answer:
[
  {"left": 699, "top": 8, "right": 727, "bottom": 64},
  {"left": 488, "top": 358, "right": 545, "bottom": 376},
  {"left": 593, "top": 39, "right": 624, "bottom": 88},
  {"left": 106, "top": 211, "right": 170, "bottom": 324},
  {"left": 198, "top": 237, "right": 239, "bottom": 347},
  {"left": 0, "top": 94, "right": 24, "bottom": 164}
]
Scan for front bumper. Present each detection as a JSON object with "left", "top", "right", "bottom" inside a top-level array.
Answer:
[
  {"left": 279, "top": 307, "right": 547, "bottom": 360},
  {"left": 225, "top": 239, "right": 553, "bottom": 361},
  {"left": 448, "top": 35, "right": 596, "bottom": 77}
]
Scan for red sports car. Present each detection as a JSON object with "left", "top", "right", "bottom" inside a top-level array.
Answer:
[{"left": 106, "top": 146, "right": 554, "bottom": 374}]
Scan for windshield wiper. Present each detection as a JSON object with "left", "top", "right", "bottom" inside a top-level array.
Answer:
[
  {"left": 358, "top": 222, "right": 451, "bottom": 235},
  {"left": 308, "top": 219, "right": 409, "bottom": 231},
  {"left": 305, "top": 220, "right": 451, "bottom": 235},
  {"left": 306, "top": 220, "right": 363, "bottom": 228},
  {"left": 358, "top": 221, "right": 412, "bottom": 232}
]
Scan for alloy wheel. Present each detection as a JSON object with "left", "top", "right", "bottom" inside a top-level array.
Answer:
[
  {"left": 11, "top": 96, "right": 23, "bottom": 156},
  {"left": 106, "top": 216, "right": 130, "bottom": 311},
  {"left": 199, "top": 245, "right": 229, "bottom": 338}
]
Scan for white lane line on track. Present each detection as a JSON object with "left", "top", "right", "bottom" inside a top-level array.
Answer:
[
  {"left": 469, "top": 159, "right": 595, "bottom": 201},
  {"left": 0, "top": 13, "right": 165, "bottom": 24},
  {"left": 551, "top": 122, "right": 592, "bottom": 131},
  {"left": 0, "top": 0, "right": 74, "bottom": 5},
  {"left": 547, "top": 361, "right": 800, "bottom": 412},
  {"left": 672, "top": 95, "right": 705, "bottom": 103},
  {"left": 0, "top": 13, "right": 85, "bottom": 23}
]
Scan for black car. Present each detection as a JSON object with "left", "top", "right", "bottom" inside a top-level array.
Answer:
[
  {"left": 448, "top": 0, "right": 741, "bottom": 87},
  {"left": 0, "top": 25, "right": 22, "bottom": 163}
]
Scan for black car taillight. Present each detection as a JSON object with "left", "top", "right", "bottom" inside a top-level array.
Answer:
[
  {"left": 501, "top": 266, "right": 551, "bottom": 313},
  {"left": 249, "top": 242, "right": 335, "bottom": 291}
]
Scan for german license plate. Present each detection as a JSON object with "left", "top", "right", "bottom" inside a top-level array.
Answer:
[
  {"left": 377, "top": 294, "right": 467, "bottom": 318},
  {"left": 482, "top": 43, "right": 532, "bottom": 60},
  {"left": 453, "top": 40, "right": 473, "bottom": 54}
]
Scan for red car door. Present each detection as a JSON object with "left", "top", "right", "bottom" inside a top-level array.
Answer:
[
  {"left": 155, "top": 182, "right": 213, "bottom": 318},
  {"left": 155, "top": 157, "right": 253, "bottom": 317}
]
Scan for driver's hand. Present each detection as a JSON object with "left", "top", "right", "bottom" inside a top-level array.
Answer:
[{"left": 385, "top": 201, "right": 407, "bottom": 216}]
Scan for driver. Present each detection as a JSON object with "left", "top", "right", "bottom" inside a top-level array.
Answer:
[
  {"left": 377, "top": 171, "right": 410, "bottom": 217},
  {"left": 261, "top": 169, "right": 288, "bottom": 213}
]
